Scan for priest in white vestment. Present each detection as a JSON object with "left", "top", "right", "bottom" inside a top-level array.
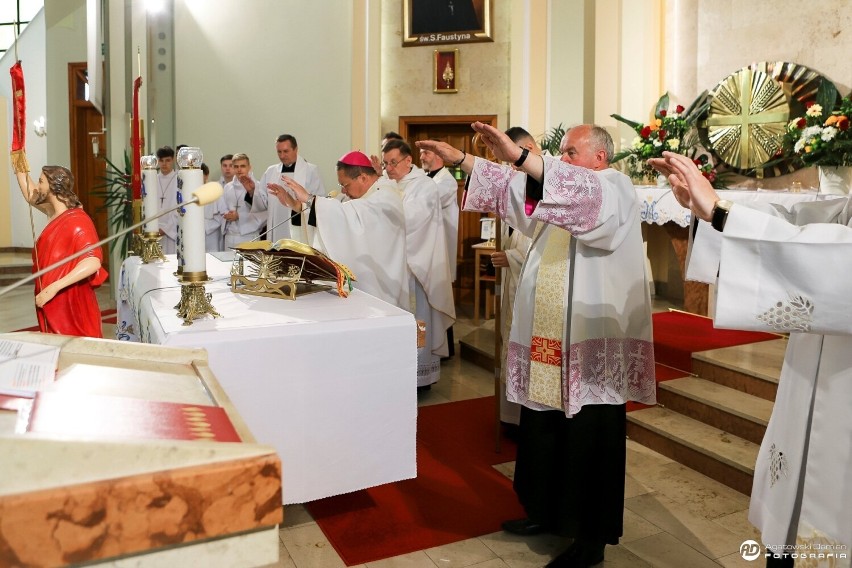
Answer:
[
  {"left": 418, "top": 124, "right": 655, "bottom": 568},
  {"left": 252, "top": 134, "right": 325, "bottom": 243},
  {"left": 222, "top": 153, "right": 267, "bottom": 249},
  {"left": 382, "top": 139, "right": 456, "bottom": 388},
  {"left": 420, "top": 145, "right": 460, "bottom": 280},
  {"left": 267, "top": 151, "right": 409, "bottom": 311},
  {"left": 652, "top": 151, "right": 852, "bottom": 568}
]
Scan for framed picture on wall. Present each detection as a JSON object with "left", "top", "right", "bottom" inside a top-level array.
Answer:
[
  {"left": 403, "top": 0, "right": 493, "bottom": 47},
  {"left": 434, "top": 50, "right": 459, "bottom": 93}
]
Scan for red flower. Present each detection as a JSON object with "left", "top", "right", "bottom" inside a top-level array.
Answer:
[
  {"left": 658, "top": 129, "right": 667, "bottom": 140},
  {"left": 675, "top": 105, "right": 685, "bottom": 113},
  {"left": 659, "top": 109, "right": 667, "bottom": 117},
  {"left": 806, "top": 101, "right": 815, "bottom": 108},
  {"left": 838, "top": 116, "right": 850, "bottom": 131},
  {"left": 796, "top": 118, "right": 807, "bottom": 129},
  {"left": 693, "top": 158, "right": 702, "bottom": 166},
  {"left": 640, "top": 126, "right": 652, "bottom": 138}
]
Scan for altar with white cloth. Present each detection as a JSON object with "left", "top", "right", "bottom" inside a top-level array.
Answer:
[
  {"left": 636, "top": 186, "right": 844, "bottom": 314},
  {"left": 117, "top": 254, "right": 417, "bottom": 504}
]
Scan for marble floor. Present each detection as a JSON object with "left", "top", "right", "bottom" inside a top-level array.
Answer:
[{"left": 0, "top": 284, "right": 766, "bottom": 568}]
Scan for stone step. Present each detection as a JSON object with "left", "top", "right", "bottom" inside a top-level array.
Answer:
[
  {"left": 459, "top": 327, "right": 495, "bottom": 371},
  {"left": 627, "top": 406, "right": 759, "bottom": 495},
  {"left": 657, "top": 376, "right": 772, "bottom": 444},
  {"left": 691, "top": 339, "right": 786, "bottom": 402}
]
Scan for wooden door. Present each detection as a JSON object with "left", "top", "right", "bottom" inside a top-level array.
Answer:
[
  {"left": 399, "top": 115, "right": 498, "bottom": 304},
  {"left": 68, "top": 62, "right": 109, "bottom": 273}
]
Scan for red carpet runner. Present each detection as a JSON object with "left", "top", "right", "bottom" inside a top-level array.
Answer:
[
  {"left": 306, "top": 396, "right": 524, "bottom": 566},
  {"left": 652, "top": 310, "right": 778, "bottom": 372}
]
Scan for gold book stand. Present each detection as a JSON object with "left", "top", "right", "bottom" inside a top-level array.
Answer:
[{"left": 229, "top": 239, "right": 356, "bottom": 300}]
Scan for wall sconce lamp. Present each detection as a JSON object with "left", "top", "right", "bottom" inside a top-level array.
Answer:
[{"left": 33, "top": 116, "right": 46, "bottom": 137}]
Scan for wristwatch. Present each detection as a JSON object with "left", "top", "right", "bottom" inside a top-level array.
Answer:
[
  {"left": 513, "top": 147, "right": 530, "bottom": 167},
  {"left": 710, "top": 199, "right": 733, "bottom": 232}
]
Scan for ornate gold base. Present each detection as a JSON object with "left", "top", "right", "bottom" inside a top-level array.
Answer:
[
  {"left": 175, "top": 281, "right": 221, "bottom": 326},
  {"left": 230, "top": 274, "right": 329, "bottom": 300},
  {"left": 136, "top": 233, "right": 167, "bottom": 263}
]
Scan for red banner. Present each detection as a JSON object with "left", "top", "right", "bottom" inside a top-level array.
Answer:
[
  {"left": 131, "top": 76, "right": 143, "bottom": 199},
  {"left": 10, "top": 61, "right": 25, "bottom": 152}
]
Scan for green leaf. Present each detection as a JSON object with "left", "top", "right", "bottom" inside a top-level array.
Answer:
[
  {"left": 654, "top": 92, "right": 670, "bottom": 118},
  {"left": 815, "top": 79, "right": 839, "bottom": 121},
  {"left": 610, "top": 113, "right": 642, "bottom": 130}
]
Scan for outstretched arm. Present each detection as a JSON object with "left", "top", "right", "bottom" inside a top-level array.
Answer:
[
  {"left": 36, "top": 256, "right": 101, "bottom": 307},
  {"left": 416, "top": 122, "right": 544, "bottom": 182},
  {"left": 648, "top": 152, "right": 719, "bottom": 221},
  {"left": 15, "top": 170, "right": 49, "bottom": 215}
]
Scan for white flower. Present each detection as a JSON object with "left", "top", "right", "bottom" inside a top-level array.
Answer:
[
  {"left": 652, "top": 139, "right": 663, "bottom": 148},
  {"left": 789, "top": 118, "right": 803, "bottom": 129},
  {"left": 802, "top": 126, "right": 823, "bottom": 139},
  {"left": 794, "top": 138, "right": 806, "bottom": 153},
  {"left": 667, "top": 138, "right": 681, "bottom": 150},
  {"left": 806, "top": 104, "right": 823, "bottom": 118},
  {"left": 821, "top": 126, "right": 838, "bottom": 142},
  {"left": 632, "top": 136, "right": 643, "bottom": 149}
]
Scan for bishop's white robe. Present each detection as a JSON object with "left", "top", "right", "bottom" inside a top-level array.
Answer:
[
  {"left": 398, "top": 166, "right": 456, "bottom": 386},
  {"left": 687, "top": 197, "right": 852, "bottom": 563},
  {"left": 464, "top": 156, "right": 656, "bottom": 416},
  {"left": 429, "top": 166, "right": 460, "bottom": 281},
  {"left": 222, "top": 175, "right": 267, "bottom": 249},
  {"left": 254, "top": 155, "right": 325, "bottom": 243},
  {"left": 310, "top": 178, "right": 409, "bottom": 311}
]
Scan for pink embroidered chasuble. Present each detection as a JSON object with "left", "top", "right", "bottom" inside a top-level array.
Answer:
[{"left": 463, "top": 156, "right": 656, "bottom": 417}]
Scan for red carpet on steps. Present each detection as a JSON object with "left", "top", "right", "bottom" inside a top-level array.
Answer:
[
  {"left": 651, "top": 310, "right": 777, "bottom": 372},
  {"left": 306, "top": 396, "right": 525, "bottom": 566}
]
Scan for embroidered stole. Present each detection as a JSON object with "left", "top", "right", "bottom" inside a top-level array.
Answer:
[{"left": 527, "top": 226, "right": 571, "bottom": 409}]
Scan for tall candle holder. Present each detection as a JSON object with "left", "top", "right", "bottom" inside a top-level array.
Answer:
[
  {"left": 174, "top": 147, "right": 219, "bottom": 325},
  {"left": 138, "top": 155, "right": 166, "bottom": 263}
]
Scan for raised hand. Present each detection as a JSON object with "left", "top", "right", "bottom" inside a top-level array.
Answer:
[
  {"left": 470, "top": 122, "right": 523, "bottom": 164},
  {"left": 649, "top": 152, "right": 720, "bottom": 222},
  {"left": 267, "top": 182, "right": 302, "bottom": 210},
  {"left": 370, "top": 154, "right": 382, "bottom": 176},
  {"left": 414, "top": 140, "right": 465, "bottom": 165}
]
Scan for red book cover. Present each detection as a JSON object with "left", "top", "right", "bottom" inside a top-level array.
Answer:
[{"left": 23, "top": 392, "right": 242, "bottom": 443}]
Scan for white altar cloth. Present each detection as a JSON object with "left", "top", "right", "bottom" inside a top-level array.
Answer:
[
  {"left": 635, "top": 186, "right": 840, "bottom": 227},
  {"left": 117, "top": 254, "right": 417, "bottom": 504}
]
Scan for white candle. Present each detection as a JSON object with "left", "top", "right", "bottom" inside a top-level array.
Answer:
[
  {"left": 179, "top": 167, "right": 206, "bottom": 275},
  {"left": 141, "top": 156, "right": 159, "bottom": 234}
]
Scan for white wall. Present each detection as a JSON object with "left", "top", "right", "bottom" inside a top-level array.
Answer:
[
  {"left": 0, "top": 10, "right": 48, "bottom": 247},
  {"left": 173, "top": 0, "right": 354, "bottom": 190}
]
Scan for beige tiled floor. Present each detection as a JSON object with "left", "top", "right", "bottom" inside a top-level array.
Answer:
[{"left": 0, "top": 281, "right": 763, "bottom": 567}]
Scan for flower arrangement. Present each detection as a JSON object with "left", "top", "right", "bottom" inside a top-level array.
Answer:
[
  {"left": 779, "top": 81, "right": 852, "bottom": 167},
  {"left": 610, "top": 92, "right": 713, "bottom": 183}
]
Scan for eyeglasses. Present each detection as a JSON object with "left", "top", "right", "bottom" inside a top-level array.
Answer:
[
  {"left": 337, "top": 180, "right": 355, "bottom": 190},
  {"left": 381, "top": 157, "right": 408, "bottom": 169}
]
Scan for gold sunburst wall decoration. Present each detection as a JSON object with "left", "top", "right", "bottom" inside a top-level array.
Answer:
[{"left": 701, "top": 61, "right": 823, "bottom": 177}]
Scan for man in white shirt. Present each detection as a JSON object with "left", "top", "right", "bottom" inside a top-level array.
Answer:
[
  {"left": 267, "top": 151, "right": 409, "bottom": 310},
  {"left": 252, "top": 134, "right": 325, "bottom": 243},
  {"left": 651, "top": 151, "right": 852, "bottom": 568},
  {"left": 382, "top": 139, "right": 455, "bottom": 389},
  {"left": 155, "top": 146, "right": 179, "bottom": 254},
  {"left": 222, "top": 153, "right": 267, "bottom": 249}
]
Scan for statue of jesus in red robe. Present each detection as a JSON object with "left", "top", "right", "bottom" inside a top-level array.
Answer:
[{"left": 14, "top": 165, "right": 107, "bottom": 338}]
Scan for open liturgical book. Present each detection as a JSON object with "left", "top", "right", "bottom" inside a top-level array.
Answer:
[{"left": 16, "top": 391, "right": 242, "bottom": 443}]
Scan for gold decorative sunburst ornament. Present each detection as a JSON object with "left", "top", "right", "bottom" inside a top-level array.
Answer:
[{"left": 701, "top": 61, "right": 823, "bottom": 177}]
